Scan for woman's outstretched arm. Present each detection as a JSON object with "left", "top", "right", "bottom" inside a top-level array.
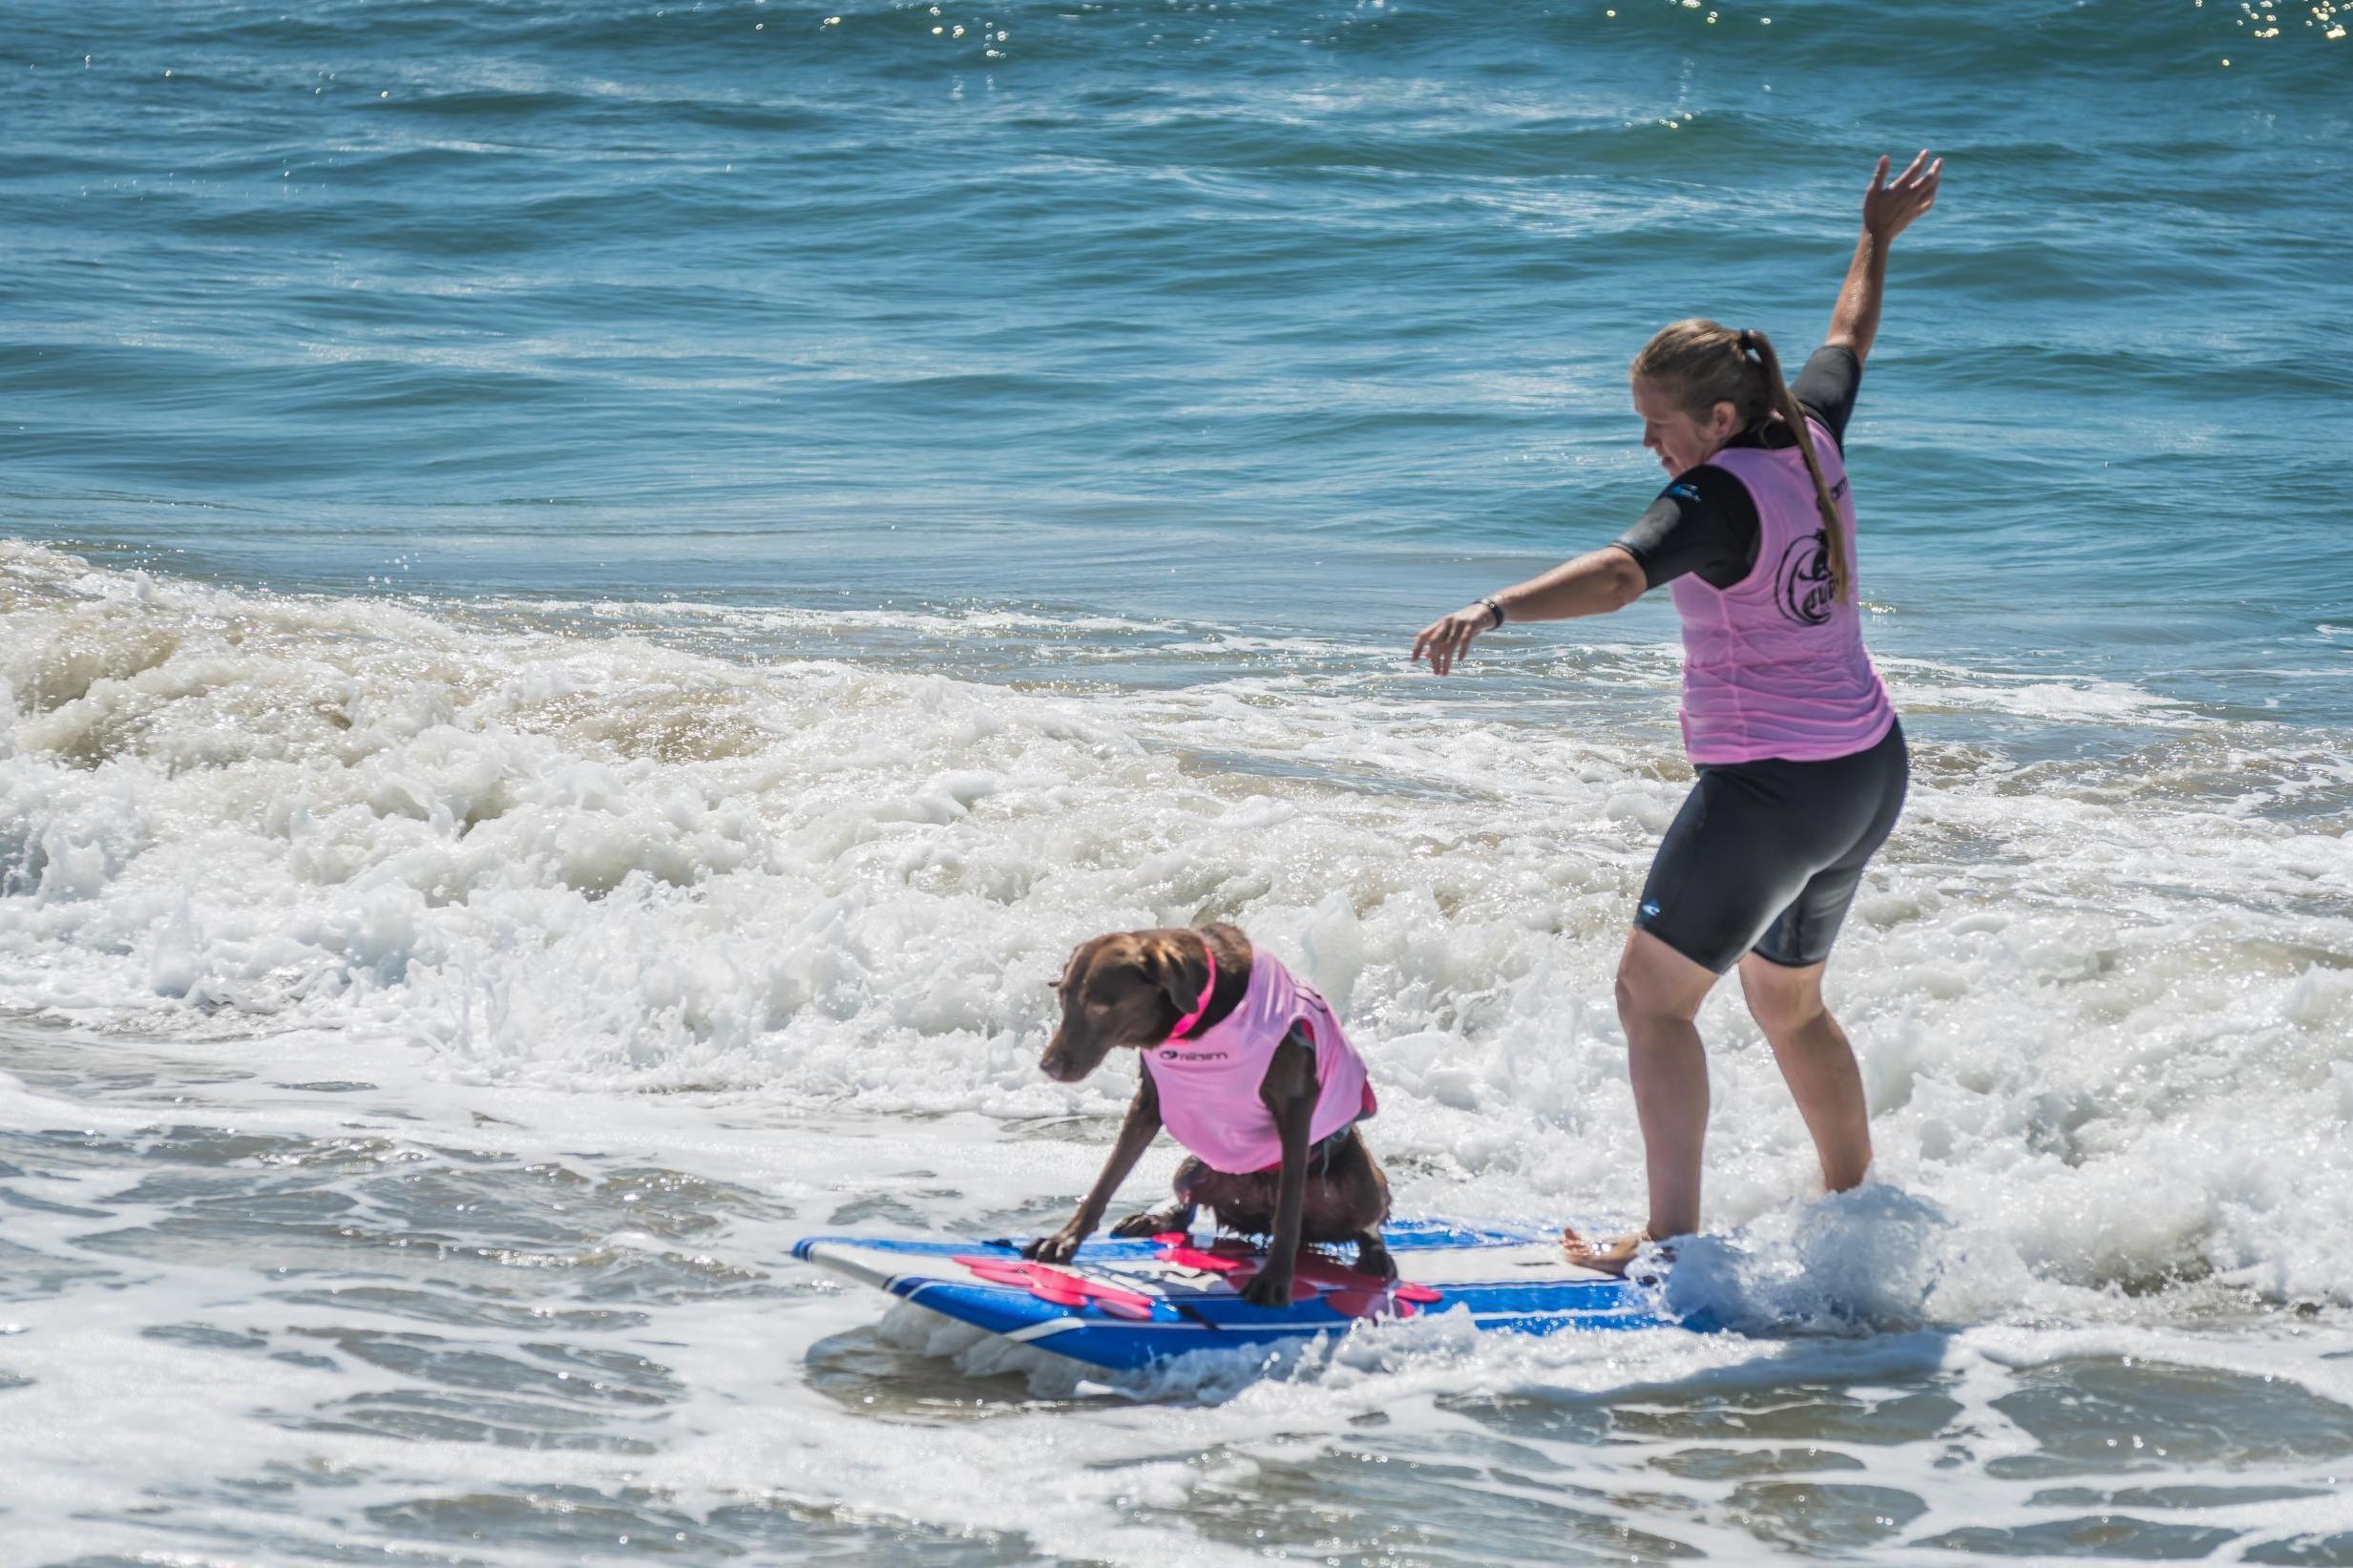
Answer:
[
  {"left": 1825, "top": 150, "right": 1943, "bottom": 366},
  {"left": 1410, "top": 548, "right": 1647, "bottom": 676}
]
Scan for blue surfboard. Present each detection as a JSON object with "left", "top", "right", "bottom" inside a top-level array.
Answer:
[{"left": 792, "top": 1218, "right": 1689, "bottom": 1371}]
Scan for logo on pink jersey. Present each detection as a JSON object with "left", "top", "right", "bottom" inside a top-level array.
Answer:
[{"left": 1776, "top": 531, "right": 1834, "bottom": 626}]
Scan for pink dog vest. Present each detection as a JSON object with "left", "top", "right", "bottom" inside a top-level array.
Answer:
[
  {"left": 1142, "top": 951, "right": 1376, "bottom": 1176},
  {"left": 1670, "top": 415, "right": 1896, "bottom": 764}
]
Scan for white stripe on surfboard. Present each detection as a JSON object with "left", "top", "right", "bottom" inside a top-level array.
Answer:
[{"left": 1003, "top": 1317, "right": 1090, "bottom": 1343}]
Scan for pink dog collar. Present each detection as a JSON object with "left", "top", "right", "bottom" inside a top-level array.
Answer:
[{"left": 1165, "top": 943, "right": 1217, "bottom": 1041}]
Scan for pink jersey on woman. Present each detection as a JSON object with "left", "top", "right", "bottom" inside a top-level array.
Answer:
[
  {"left": 1670, "top": 415, "right": 1897, "bottom": 764},
  {"left": 1142, "top": 951, "right": 1376, "bottom": 1176}
]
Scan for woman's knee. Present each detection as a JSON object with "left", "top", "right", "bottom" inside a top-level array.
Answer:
[
  {"left": 1737, "top": 953, "right": 1827, "bottom": 1037},
  {"left": 1611, "top": 967, "right": 1650, "bottom": 1024},
  {"left": 1615, "top": 932, "right": 1713, "bottom": 1025}
]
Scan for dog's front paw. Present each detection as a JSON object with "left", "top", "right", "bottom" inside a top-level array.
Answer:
[
  {"left": 1021, "top": 1224, "right": 1087, "bottom": 1263},
  {"left": 1239, "top": 1267, "right": 1295, "bottom": 1308}
]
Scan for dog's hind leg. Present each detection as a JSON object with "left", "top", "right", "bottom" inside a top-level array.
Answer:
[
  {"left": 1354, "top": 1226, "right": 1396, "bottom": 1280},
  {"left": 1109, "top": 1202, "right": 1194, "bottom": 1237},
  {"left": 1111, "top": 1156, "right": 1208, "bottom": 1237}
]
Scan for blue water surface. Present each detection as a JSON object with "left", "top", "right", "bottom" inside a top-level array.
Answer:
[{"left": 5, "top": 0, "right": 2348, "bottom": 725}]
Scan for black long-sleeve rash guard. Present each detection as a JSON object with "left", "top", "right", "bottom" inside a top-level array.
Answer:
[{"left": 1609, "top": 345, "right": 1863, "bottom": 591}]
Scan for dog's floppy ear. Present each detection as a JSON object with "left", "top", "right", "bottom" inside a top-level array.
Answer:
[{"left": 1140, "top": 932, "right": 1208, "bottom": 1022}]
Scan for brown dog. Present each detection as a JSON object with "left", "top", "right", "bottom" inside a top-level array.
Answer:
[{"left": 1025, "top": 922, "right": 1392, "bottom": 1307}]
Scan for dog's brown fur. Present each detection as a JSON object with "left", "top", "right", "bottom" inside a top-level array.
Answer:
[{"left": 1026, "top": 922, "right": 1392, "bottom": 1305}]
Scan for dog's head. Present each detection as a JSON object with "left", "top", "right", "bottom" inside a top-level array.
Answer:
[{"left": 1039, "top": 930, "right": 1209, "bottom": 1083}]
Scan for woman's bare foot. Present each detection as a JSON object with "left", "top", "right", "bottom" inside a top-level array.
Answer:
[{"left": 1561, "top": 1225, "right": 1650, "bottom": 1276}]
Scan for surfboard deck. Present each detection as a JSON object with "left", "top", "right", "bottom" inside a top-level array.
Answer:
[{"left": 793, "top": 1218, "right": 1688, "bottom": 1371}]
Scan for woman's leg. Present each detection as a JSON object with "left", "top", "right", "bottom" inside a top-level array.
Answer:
[
  {"left": 1618, "top": 930, "right": 1722, "bottom": 1238},
  {"left": 1565, "top": 929, "right": 1720, "bottom": 1270},
  {"left": 1737, "top": 724, "right": 1905, "bottom": 1194},
  {"left": 1736, "top": 955, "right": 1871, "bottom": 1192}
]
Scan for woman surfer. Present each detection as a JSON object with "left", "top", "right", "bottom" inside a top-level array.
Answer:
[{"left": 1410, "top": 152, "right": 1943, "bottom": 1271}]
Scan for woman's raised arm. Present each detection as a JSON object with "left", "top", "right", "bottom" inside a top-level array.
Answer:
[{"left": 1825, "top": 150, "right": 1943, "bottom": 366}]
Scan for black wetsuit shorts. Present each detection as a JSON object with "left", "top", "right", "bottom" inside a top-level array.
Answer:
[{"left": 1632, "top": 720, "right": 1909, "bottom": 973}]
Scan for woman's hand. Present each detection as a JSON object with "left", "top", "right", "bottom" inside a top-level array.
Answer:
[
  {"left": 1861, "top": 150, "right": 1942, "bottom": 242},
  {"left": 1830, "top": 152, "right": 1942, "bottom": 362},
  {"left": 1411, "top": 603, "right": 1498, "bottom": 676}
]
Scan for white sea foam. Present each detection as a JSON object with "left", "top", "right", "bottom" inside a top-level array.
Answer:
[
  {"left": 1876, "top": 654, "right": 2198, "bottom": 724},
  {"left": 3, "top": 539, "right": 2351, "bottom": 1320},
  {"left": 3, "top": 1008, "right": 2352, "bottom": 1564},
  {"left": 490, "top": 594, "right": 1188, "bottom": 639}
]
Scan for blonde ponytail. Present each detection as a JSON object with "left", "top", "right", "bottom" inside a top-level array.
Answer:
[{"left": 1741, "top": 328, "right": 1849, "bottom": 604}]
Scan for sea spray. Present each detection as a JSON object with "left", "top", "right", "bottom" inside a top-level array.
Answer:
[
  {"left": 1664, "top": 1186, "right": 2047, "bottom": 1334},
  {"left": 4, "top": 542, "right": 2351, "bottom": 1308}
]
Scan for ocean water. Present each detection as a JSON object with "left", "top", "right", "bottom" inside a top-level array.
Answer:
[{"left": 4, "top": 0, "right": 2352, "bottom": 1562}]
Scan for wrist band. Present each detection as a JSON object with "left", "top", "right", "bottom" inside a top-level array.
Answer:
[{"left": 1481, "top": 596, "right": 1505, "bottom": 630}]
